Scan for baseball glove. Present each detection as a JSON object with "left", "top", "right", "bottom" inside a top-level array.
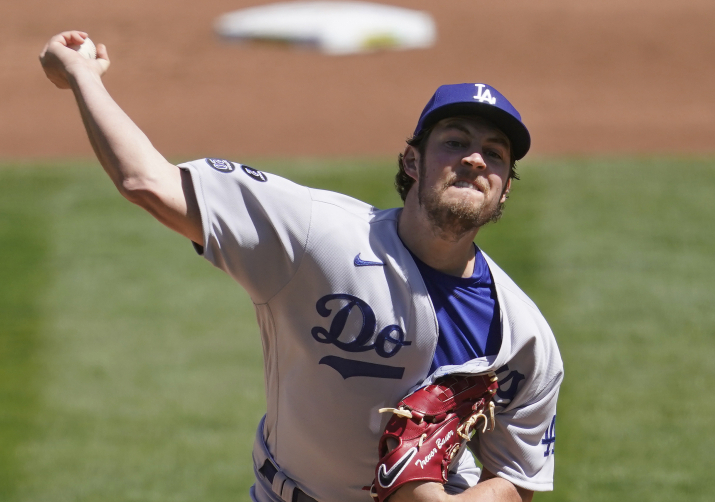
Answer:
[{"left": 369, "top": 373, "right": 498, "bottom": 501}]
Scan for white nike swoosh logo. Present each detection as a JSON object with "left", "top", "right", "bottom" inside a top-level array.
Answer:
[{"left": 377, "top": 447, "right": 417, "bottom": 488}]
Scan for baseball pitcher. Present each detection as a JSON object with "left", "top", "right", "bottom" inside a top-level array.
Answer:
[{"left": 40, "top": 31, "right": 563, "bottom": 502}]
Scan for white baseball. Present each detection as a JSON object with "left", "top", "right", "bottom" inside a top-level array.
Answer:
[{"left": 69, "top": 37, "right": 97, "bottom": 59}]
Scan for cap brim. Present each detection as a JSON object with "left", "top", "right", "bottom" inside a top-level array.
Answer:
[{"left": 420, "top": 102, "right": 531, "bottom": 160}]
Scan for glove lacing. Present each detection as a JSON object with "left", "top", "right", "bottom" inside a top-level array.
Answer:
[
  {"left": 378, "top": 399, "right": 496, "bottom": 442},
  {"left": 457, "top": 400, "right": 496, "bottom": 439}
]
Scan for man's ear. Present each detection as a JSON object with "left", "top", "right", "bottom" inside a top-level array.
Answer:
[
  {"left": 500, "top": 178, "right": 512, "bottom": 204},
  {"left": 403, "top": 145, "right": 419, "bottom": 182}
]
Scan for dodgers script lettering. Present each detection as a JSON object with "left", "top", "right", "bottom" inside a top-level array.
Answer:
[
  {"left": 311, "top": 294, "right": 411, "bottom": 357},
  {"left": 312, "top": 294, "right": 412, "bottom": 379}
]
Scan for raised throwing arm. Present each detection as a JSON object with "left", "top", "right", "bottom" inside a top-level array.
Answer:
[{"left": 39, "top": 31, "right": 202, "bottom": 244}]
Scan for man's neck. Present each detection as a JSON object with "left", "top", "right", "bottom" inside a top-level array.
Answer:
[{"left": 397, "top": 204, "right": 479, "bottom": 278}]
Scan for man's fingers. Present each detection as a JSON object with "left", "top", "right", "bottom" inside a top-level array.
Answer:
[
  {"left": 96, "top": 43, "right": 110, "bottom": 63},
  {"left": 58, "top": 31, "right": 88, "bottom": 47},
  {"left": 39, "top": 31, "right": 110, "bottom": 89},
  {"left": 43, "top": 31, "right": 87, "bottom": 53},
  {"left": 94, "top": 44, "right": 110, "bottom": 75},
  {"left": 40, "top": 31, "right": 87, "bottom": 60}
]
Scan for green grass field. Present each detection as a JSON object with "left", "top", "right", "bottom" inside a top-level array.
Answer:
[{"left": 1, "top": 157, "right": 714, "bottom": 501}]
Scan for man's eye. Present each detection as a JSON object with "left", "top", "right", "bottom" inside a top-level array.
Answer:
[
  {"left": 446, "top": 140, "right": 463, "bottom": 148},
  {"left": 486, "top": 149, "right": 503, "bottom": 160}
]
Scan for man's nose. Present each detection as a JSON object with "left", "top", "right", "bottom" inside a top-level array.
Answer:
[{"left": 462, "top": 152, "right": 487, "bottom": 169}]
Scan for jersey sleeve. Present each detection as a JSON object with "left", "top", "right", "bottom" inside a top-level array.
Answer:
[
  {"left": 178, "top": 159, "right": 312, "bottom": 304},
  {"left": 468, "top": 373, "right": 562, "bottom": 492}
]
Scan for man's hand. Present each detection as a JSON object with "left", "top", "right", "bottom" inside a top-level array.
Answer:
[
  {"left": 388, "top": 470, "right": 533, "bottom": 502},
  {"left": 36, "top": 30, "right": 203, "bottom": 245},
  {"left": 388, "top": 481, "right": 448, "bottom": 502},
  {"left": 39, "top": 31, "right": 110, "bottom": 89}
]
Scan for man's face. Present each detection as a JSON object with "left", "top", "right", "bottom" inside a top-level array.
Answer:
[{"left": 410, "top": 116, "right": 512, "bottom": 239}]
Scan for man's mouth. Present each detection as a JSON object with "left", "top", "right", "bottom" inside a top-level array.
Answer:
[{"left": 452, "top": 180, "right": 482, "bottom": 191}]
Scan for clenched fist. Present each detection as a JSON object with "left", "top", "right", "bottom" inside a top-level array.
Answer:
[{"left": 39, "top": 31, "right": 110, "bottom": 89}]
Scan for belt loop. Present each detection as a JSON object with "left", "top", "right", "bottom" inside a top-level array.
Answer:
[
  {"left": 272, "top": 471, "right": 287, "bottom": 498},
  {"left": 281, "top": 478, "right": 297, "bottom": 502}
]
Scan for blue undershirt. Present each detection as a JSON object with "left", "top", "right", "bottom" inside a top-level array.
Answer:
[{"left": 411, "top": 247, "right": 502, "bottom": 374}]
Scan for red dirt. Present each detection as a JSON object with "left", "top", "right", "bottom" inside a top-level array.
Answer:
[{"left": 2, "top": 0, "right": 714, "bottom": 160}]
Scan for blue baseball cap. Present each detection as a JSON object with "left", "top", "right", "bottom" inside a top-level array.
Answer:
[{"left": 413, "top": 83, "right": 531, "bottom": 160}]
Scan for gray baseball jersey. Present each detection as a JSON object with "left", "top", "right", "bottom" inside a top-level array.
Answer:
[{"left": 179, "top": 158, "right": 564, "bottom": 502}]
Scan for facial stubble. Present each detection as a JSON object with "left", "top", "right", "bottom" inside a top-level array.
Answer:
[{"left": 417, "top": 158, "right": 505, "bottom": 241}]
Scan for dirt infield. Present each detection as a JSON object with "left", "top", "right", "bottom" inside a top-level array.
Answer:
[{"left": 2, "top": 0, "right": 714, "bottom": 159}]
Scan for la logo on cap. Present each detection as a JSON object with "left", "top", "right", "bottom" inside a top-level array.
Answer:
[{"left": 473, "top": 84, "right": 496, "bottom": 105}]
